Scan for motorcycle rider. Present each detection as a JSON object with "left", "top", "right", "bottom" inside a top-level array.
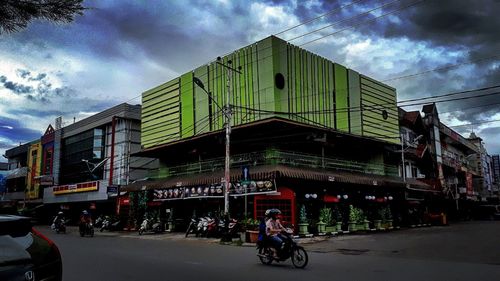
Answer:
[
  {"left": 265, "top": 209, "right": 286, "bottom": 257},
  {"left": 52, "top": 211, "right": 65, "bottom": 230},
  {"left": 79, "top": 210, "right": 92, "bottom": 233}
]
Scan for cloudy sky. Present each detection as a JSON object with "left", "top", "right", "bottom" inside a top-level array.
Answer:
[{"left": 1, "top": 0, "right": 499, "bottom": 161}]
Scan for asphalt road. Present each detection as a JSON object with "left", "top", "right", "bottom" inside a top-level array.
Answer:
[{"left": 39, "top": 221, "right": 500, "bottom": 281}]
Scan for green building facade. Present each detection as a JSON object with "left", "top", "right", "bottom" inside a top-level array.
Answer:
[{"left": 141, "top": 36, "right": 399, "bottom": 149}]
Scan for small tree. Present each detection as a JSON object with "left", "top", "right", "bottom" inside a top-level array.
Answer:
[
  {"left": 319, "top": 207, "right": 333, "bottom": 226},
  {"left": 299, "top": 205, "right": 308, "bottom": 224}
]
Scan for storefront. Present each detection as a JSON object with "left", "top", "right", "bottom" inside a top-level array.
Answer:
[
  {"left": 43, "top": 180, "right": 115, "bottom": 221},
  {"left": 123, "top": 165, "right": 432, "bottom": 232}
]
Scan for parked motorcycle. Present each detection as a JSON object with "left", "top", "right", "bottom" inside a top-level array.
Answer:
[
  {"left": 218, "top": 217, "right": 240, "bottom": 238},
  {"left": 185, "top": 217, "right": 199, "bottom": 237},
  {"left": 79, "top": 222, "right": 94, "bottom": 237},
  {"left": 138, "top": 217, "right": 163, "bottom": 235},
  {"left": 257, "top": 228, "right": 308, "bottom": 268},
  {"left": 100, "top": 216, "right": 120, "bottom": 232},
  {"left": 94, "top": 215, "right": 105, "bottom": 229}
]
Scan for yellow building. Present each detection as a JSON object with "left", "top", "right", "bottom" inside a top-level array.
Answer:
[{"left": 26, "top": 141, "right": 42, "bottom": 200}]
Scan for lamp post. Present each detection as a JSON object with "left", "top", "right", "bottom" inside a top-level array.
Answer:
[{"left": 193, "top": 57, "right": 241, "bottom": 216}]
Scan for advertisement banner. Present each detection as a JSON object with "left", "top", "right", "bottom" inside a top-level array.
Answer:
[
  {"left": 53, "top": 181, "right": 99, "bottom": 195},
  {"left": 152, "top": 179, "right": 277, "bottom": 201}
]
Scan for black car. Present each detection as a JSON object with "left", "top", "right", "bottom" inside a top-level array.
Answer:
[{"left": 0, "top": 215, "right": 62, "bottom": 281}]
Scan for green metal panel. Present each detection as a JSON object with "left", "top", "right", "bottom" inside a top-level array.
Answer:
[
  {"left": 327, "top": 61, "right": 335, "bottom": 128},
  {"left": 318, "top": 56, "right": 324, "bottom": 125},
  {"left": 334, "top": 63, "right": 349, "bottom": 132},
  {"left": 348, "top": 69, "right": 362, "bottom": 134},
  {"left": 141, "top": 35, "right": 402, "bottom": 149},
  {"left": 141, "top": 78, "right": 180, "bottom": 148},
  {"left": 180, "top": 72, "right": 194, "bottom": 138},
  {"left": 194, "top": 66, "right": 209, "bottom": 135},
  {"left": 360, "top": 75, "right": 399, "bottom": 144}
]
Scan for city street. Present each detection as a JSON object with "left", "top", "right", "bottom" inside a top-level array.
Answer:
[{"left": 39, "top": 221, "right": 500, "bottom": 281}]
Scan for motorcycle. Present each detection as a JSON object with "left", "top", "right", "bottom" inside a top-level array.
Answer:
[
  {"left": 51, "top": 218, "right": 66, "bottom": 234},
  {"left": 257, "top": 228, "right": 308, "bottom": 269},
  {"left": 100, "top": 216, "right": 120, "bottom": 232},
  {"left": 216, "top": 217, "right": 240, "bottom": 238},
  {"left": 138, "top": 217, "right": 163, "bottom": 235},
  {"left": 94, "top": 215, "right": 105, "bottom": 229},
  {"left": 79, "top": 222, "right": 94, "bottom": 237},
  {"left": 185, "top": 217, "right": 200, "bottom": 237}
]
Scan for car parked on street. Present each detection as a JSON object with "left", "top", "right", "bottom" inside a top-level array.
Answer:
[{"left": 0, "top": 215, "right": 62, "bottom": 281}]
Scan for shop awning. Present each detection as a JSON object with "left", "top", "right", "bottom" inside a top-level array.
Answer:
[
  {"left": 5, "top": 167, "right": 28, "bottom": 180},
  {"left": 122, "top": 165, "right": 433, "bottom": 192}
]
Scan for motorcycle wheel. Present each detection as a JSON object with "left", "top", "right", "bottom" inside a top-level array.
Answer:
[
  {"left": 258, "top": 247, "right": 273, "bottom": 265},
  {"left": 139, "top": 228, "right": 144, "bottom": 235},
  {"left": 291, "top": 246, "right": 308, "bottom": 269},
  {"left": 90, "top": 228, "right": 94, "bottom": 238},
  {"left": 100, "top": 228, "right": 104, "bottom": 232}
]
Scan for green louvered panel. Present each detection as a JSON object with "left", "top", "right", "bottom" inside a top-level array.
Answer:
[
  {"left": 360, "top": 75, "right": 399, "bottom": 144},
  {"left": 334, "top": 64, "right": 349, "bottom": 132},
  {"left": 180, "top": 72, "right": 194, "bottom": 138},
  {"left": 348, "top": 69, "right": 362, "bottom": 134},
  {"left": 141, "top": 78, "right": 180, "bottom": 148}
]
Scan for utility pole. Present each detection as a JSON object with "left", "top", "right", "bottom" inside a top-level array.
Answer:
[
  {"left": 223, "top": 60, "right": 232, "bottom": 216},
  {"left": 401, "top": 133, "right": 406, "bottom": 182},
  {"left": 194, "top": 56, "right": 241, "bottom": 217}
]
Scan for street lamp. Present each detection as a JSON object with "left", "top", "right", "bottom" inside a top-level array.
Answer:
[{"left": 400, "top": 134, "right": 423, "bottom": 182}]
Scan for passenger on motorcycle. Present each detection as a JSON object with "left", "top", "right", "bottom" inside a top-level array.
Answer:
[{"left": 265, "top": 209, "right": 286, "bottom": 257}]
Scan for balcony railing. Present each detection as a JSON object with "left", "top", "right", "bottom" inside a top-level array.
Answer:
[{"left": 153, "top": 150, "right": 399, "bottom": 179}]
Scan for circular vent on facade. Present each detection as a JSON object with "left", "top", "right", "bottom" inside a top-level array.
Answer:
[{"left": 275, "top": 73, "right": 285, "bottom": 90}]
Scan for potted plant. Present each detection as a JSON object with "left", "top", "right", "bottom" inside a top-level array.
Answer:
[
  {"left": 382, "top": 206, "right": 393, "bottom": 230},
  {"left": 374, "top": 208, "right": 383, "bottom": 230},
  {"left": 348, "top": 205, "right": 359, "bottom": 232},
  {"left": 361, "top": 212, "right": 370, "bottom": 231},
  {"left": 318, "top": 207, "right": 332, "bottom": 234},
  {"left": 355, "top": 208, "right": 367, "bottom": 231},
  {"left": 244, "top": 218, "right": 260, "bottom": 243},
  {"left": 298, "top": 205, "right": 309, "bottom": 236},
  {"left": 333, "top": 206, "right": 343, "bottom": 232}
]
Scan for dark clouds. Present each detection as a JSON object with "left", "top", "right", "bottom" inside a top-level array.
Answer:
[
  {"left": 0, "top": 75, "right": 34, "bottom": 94},
  {"left": 0, "top": 117, "right": 41, "bottom": 143},
  {"left": 0, "top": 70, "right": 73, "bottom": 102},
  {"left": 0, "top": 0, "right": 498, "bottom": 155}
]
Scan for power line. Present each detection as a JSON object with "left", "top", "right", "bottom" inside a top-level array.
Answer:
[
  {"left": 300, "top": 0, "right": 426, "bottom": 47},
  {"left": 288, "top": 0, "right": 401, "bottom": 42},
  {"left": 382, "top": 53, "right": 500, "bottom": 83},
  {"left": 447, "top": 119, "right": 500, "bottom": 128},
  {"left": 275, "top": 0, "right": 366, "bottom": 36}
]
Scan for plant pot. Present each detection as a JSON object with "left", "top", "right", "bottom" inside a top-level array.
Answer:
[
  {"left": 386, "top": 219, "right": 393, "bottom": 229},
  {"left": 348, "top": 221, "right": 357, "bottom": 232},
  {"left": 325, "top": 226, "right": 336, "bottom": 233},
  {"left": 316, "top": 221, "right": 326, "bottom": 233},
  {"left": 336, "top": 222, "right": 343, "bottom": 232},
  {"left": 246, "top": 230, "right": 259, "bottom": 243},
  {"left": 356, "top": 222, "right": 365, "bottom": 231},
  {"left": 374, "top": 220, "right": 382, "bottom": 230},
  {"left": 298, "top": 223, "right": 309, "bottom": 235},
  {"left": 363, "top": 220, "right": 370, "bottom": 231}
]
